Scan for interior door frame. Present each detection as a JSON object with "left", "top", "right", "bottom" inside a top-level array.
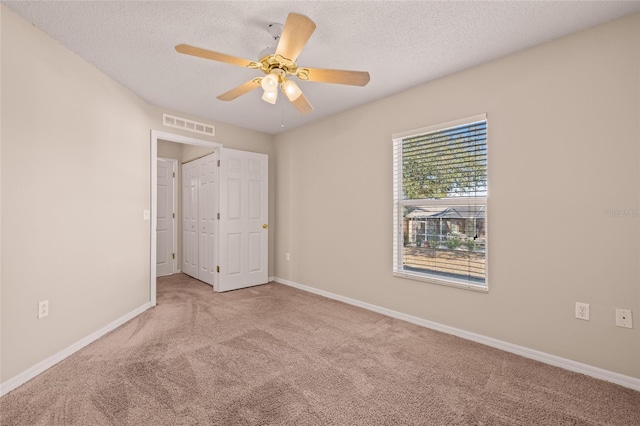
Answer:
[{"left": 150, "top": 130, "right": 221, "bottom": 306}]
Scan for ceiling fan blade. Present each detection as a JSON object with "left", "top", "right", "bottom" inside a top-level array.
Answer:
[
  {"left": 217, "top": 79, "right": 261, "bottom": 101},
  {"left": 275, "top": 13, "right": 316, "bottom": 62},
  {"left": 290, "top": 91, "right": 314, "bottom": 115},
  {"left": 301, "top": 68, "right": 370, "bottom": 86},
  {"left": 175, "top": 44, "right": 254, "bottom": 67}
]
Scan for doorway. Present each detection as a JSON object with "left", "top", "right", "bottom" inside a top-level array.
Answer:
[
  {"left": 150, "top": 131, "right": 269, "bottom": 304},
  {"left": 150, "top": 130, "right": 221, "bottom": 306}
]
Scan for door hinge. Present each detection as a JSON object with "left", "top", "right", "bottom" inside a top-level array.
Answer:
[
  {"left": 216, "top": 266, "right": 220, "bottom": 273},
  {"left": 173, "top": 172, "right": 175, "bottom": 178},
  {"left": 217, "top": 160, "right": 220, "bottom": 167},
  {"left": 172, "top": 212, "right": 175, "bottom": 219},
  {"left": 217, "top": 213, "right": 220, "bottom": 220},
  {"left": 172, "top": 253, "right": 175, "bottom": 260}
]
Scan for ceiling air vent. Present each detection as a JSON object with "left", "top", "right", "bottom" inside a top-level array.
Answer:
[{"left": 163, "top": 113, "right": 215, "bottom": 137}]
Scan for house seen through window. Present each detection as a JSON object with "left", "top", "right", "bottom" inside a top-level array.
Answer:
[{"left": 393, "top": 114, "right": 487, "bottom": 291}]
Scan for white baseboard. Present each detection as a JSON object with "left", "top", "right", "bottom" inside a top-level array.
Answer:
[
  {"left": 0, "top": 302, "right": 151, "bottom": 397},
  {"left": 274, "top": 277, "right": 640, "bottom": 391}
]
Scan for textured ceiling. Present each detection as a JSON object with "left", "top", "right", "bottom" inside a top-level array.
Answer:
[{"left": 4, "top": 1, "right": 640, "bottom": 135}]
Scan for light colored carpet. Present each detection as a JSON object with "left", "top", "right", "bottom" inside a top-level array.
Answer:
[{"left": 1, "top": 273, "right": 639, "bottom": 425}]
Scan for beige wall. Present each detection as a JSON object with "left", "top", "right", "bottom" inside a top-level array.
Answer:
[
  {"left": 157, "top": 139, "right": 183, "bottom": 160},
  {"left": 0, "top": 6, "right": 273, "bottom": 382},
  {"left": 0, "top": 5, "right": 3, "bottom": 386},
  {"left": 274, "top": 14, "right": 640, "bottom": 378},
  {"left": 1, "top": 2, "right": 637, "bottom": 387}
]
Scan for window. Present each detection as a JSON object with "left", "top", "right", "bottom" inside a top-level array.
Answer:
[{"left": 393, "top": 114, "right": 487, "bottom": 291}]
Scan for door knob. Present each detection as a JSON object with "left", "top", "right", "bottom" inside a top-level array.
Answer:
[{"left": 263, "top": 224, "right": 268, "bottom": 229}]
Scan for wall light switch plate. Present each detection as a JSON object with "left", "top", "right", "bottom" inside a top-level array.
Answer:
[{"left": 143, "top": 210, "right": 150, "bottom": 220}]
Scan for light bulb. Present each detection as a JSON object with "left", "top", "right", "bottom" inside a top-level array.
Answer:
[
  {"left": 261, "top": 73, "right": 279, "bottom": 92},
  {"left": 262, "top": 89, "right": 278, "bottom": 104},
  {"left": 281, "top": 80, "right": 302, "bottom": 101}
]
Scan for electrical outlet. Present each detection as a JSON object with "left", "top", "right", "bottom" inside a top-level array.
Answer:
[
  {"left": 285, "top": 252, "right": 290, "bottom": 261},
  {"left": 575, "top": 302, "right": 589, "bottom": 320},
  {"left": 38, "top": 300, "right": 49, "bottom": 319},
  {"left": 615, "top": 309, "right": 633, "bottom": 328}
]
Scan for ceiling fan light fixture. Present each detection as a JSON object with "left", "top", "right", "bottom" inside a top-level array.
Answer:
[
  {"left": 261, "top": 72, "right": 279, "bottom": 91},
  {"left": 262, "top": 88, "right": 278, "bottom": 104},
  {"left": 281, "top": 79, "right": 302, "bottom": 101}
]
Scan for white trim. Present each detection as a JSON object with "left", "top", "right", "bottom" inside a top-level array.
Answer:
[
  {"left": 150, "top": 130, "right": 221, "bottom": 307},
  {"left": 0, "top": 303, "right": 151, "bottom": 396},
  {"left": 150, "top": 137, "right": 157, "bottom": 306},
  {"left": 274, "top": 277, "right": 640, "bottom": 391},
  {"left": 393, "top": 271, "right": 488, "bottom": 293}
]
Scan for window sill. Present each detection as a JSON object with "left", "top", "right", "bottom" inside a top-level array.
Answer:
[{"left": 393, "top": 271, "right": 488, "bottom": 293}]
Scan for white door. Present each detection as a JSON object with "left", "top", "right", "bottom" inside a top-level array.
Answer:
[
  {"left": 182, "top": 161, "right": 198, "bottom": 278},
  {"left": 197, "top": 154, "right": 218, "bottom": 286},
  {"left": 218, "top": 148, "right": 268, "bottom": 292},
  {"left": 156, "top": 158, "right": 176, "bottom": 277}
]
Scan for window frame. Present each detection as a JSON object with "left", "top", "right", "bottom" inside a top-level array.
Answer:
[{"left": 392, "top": 114, "right": 488, "bottom": 293}]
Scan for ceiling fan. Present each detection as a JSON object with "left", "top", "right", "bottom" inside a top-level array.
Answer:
[{"left": 175, "top": 13, "right": 370, "bottom": 115}]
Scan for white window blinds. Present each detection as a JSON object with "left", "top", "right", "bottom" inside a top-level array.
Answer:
[{"left": 393, "top": 114, "right": 488, "bottom": 291}]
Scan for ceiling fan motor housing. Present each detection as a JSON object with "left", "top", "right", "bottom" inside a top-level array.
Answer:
[
  {"left": 258, "top": 23, "right": 284, "bottom": 62},
  {"left": 267, "top": 23, "right": 283, "bottom": 39},
  {"left": 258, "top": 56, "right": 298, "bottom": 78}
]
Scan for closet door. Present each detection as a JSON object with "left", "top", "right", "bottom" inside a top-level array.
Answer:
[
  {"left": 218, "top": 148, "right": 268, "bottom": 292},
  {"left": 197, "top": 154, "right": 218, "bottom": 286},
  {"left": 181, "top": 161, "right": 198, "bottom": 278},
  {"left": 156, "top": 158, "right": 176, "bottom": 277}
]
